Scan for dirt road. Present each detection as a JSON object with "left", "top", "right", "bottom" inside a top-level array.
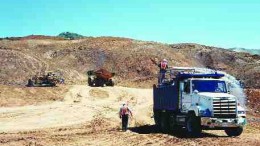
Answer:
[{"left": 0, "top": 86, "right": 259, "bottom": 146}]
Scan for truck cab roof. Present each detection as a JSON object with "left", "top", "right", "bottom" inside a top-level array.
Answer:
[
  {"left": 176, "top": 73, "right": 225, "bottom": 80},
  {"left": 158, "top": 67, "right": 226, "bottom": 87},
  {"left": 189, "top": 78, "right": 224, "bottom": 81}
]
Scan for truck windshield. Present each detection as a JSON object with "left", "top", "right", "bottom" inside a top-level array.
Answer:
[{"left": 192, "top": 80, "right": 227, "bottom": 93}]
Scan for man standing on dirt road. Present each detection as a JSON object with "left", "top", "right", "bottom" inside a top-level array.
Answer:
[{"left": 119, "top": 102, "right": 133, "bottom": 131}]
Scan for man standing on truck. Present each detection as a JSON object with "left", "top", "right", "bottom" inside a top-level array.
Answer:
[
  {"left": 119, "top": 102, "right": 133, "bottom": 131},
  {"left": 158, "top": 59, "right": 168, "bottom": 84}
]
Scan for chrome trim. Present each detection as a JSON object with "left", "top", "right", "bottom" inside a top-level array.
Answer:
[
  {"left": 213, "top": 97, "right": 237, "bottom": 118},
  {"left": 201, "top": 117, "right": 246, "bottom": 128}
]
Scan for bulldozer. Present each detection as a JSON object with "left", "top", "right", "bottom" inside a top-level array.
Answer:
[
  {"left": 87, "top": 69, "right": 115, "bottom": 87},
  {"left": 27, "top": 71, "right": 63, "bottom": 87}
]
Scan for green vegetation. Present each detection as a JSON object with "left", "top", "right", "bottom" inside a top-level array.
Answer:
[{"left": 58, "top": 32, "right": 85, "bottom": 40}]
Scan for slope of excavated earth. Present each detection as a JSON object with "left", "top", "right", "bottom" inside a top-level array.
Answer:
[
  {"left": 0, "top": 85, "right": 68, "bottom": 107},
  {"left": 0, "top": 86, "right": 259, "bottom": 146},
  {"left": 0, "top": 86, "right": 153, "bottom": 133},
  {"left": 0, "top": 38, "right": 259, "bottom": 88},
  {"left": 246, "top": 89, "right": 260, "bottom": 116}
]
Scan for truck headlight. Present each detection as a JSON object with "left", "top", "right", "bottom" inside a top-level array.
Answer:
[{"left": 238, "top": 111, "right": 246, "bottom": 114}]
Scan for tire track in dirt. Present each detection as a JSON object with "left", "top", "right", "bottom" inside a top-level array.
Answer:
[
  {"left": 0, "top": 86, "right": 93, "bottom": 132},
  {"left": 0, "top": 86, "right": 153, "bottom": 133},
  {"left": 0, "top": 85, "right": 259, "bottom": 146}
]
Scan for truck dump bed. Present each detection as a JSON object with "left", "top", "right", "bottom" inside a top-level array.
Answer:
[
  {"left": 87, "top": 69, "right": 115, "bottom": 80},
  {"left": 95, "top": 69, "right": 114, "bottom": 79},
  {"left": 153, "top": 84, "right": 179, "bottom": 111}
]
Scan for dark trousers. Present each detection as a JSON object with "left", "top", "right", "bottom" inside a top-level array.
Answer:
[
  {"left": 158, "top": 71, "right": 166, "bottom": 84},
  {"left": 122, "top": 114, "right": 129, "bottom": 131}
]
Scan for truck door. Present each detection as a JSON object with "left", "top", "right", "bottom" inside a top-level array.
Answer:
[{"left": 180, "top": 80, "right": 192, "bottom": 112}]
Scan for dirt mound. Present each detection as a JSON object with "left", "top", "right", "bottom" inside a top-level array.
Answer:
[
  {"left": 89, "top": 88, "right": 109, "bottom": 99},
  {"left": 0, "top": 85, "right": 68, "bottom": 107},
  {"left": 246, "top": 89, "right": 260, "bottom": 115},
  {"left": 171, "top": 43, "right": 260, "bottom": 88}
]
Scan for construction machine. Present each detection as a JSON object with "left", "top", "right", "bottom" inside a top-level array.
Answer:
[
  {"left": 27, "top": 71, "right": 63, "bottom": 87},
  {"left": 87, "top": 69, "right": 115, "bottom": 87}
]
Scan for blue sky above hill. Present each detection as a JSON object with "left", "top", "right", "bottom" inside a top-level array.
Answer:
[{"left": 0, "top": 0, "right": 259, "bottom": 49}]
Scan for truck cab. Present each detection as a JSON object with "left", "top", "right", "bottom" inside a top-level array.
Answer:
[{"left": 153, "top": 67, "right": 246, "bottom": 137}]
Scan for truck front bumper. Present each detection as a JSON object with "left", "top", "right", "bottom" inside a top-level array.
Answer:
[{"left": 201, "top": 117, "right": 246, "bottom": 128}]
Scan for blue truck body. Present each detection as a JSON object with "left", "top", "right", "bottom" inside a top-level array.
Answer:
[
  {"left": 153, "top": 84, "right": 179, "bottom": 111},
  {"left": 153, "top": 73, "right": 225, "bottom": 111}
]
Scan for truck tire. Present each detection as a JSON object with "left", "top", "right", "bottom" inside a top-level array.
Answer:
[
  {"left": 160, "top": 112, "right": 170, "bottom": 133},
  {"left": 96, "top": 78, "right": 106, "bottom": 87},
  {"left": 94, "top": 78, "right": 102, "bottom": 87},
  {"left": 169, "top": 113, "right": 179, "bottom": 134},
  {"left": 102, "top": 83, "right": 106, "bottom": 87},
  {"left": 107, "top": 79, "right": 114, "bottom": 86},
  {"left": 186, "top": 113, "right": 202, "bottom": 137},
  {"left": 111, "top": 81, "right": 115, "bottom": 86},
  {"left": 153, "top": 110, "right": 161, "bottom": 127},
  {"left": 50, "top": 82, "right": 56, "bottom": 87},
  {"left": 88, "top": 77, "right": 93, "bottom": 86},
  {"left": 27, "top": 79, "right": 34, "bottom": 87},
  {"left": 225, "top": 127, "right": 243, "bottom": 137}
]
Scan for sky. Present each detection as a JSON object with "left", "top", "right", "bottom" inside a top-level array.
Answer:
[{"left": 0, "top": 0, "right": 259, "bottom": 49}]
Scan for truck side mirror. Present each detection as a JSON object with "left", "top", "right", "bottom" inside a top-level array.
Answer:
[
  {"left": 193, "top": 90, "right": 199, "bottom": 94},
  {"left": 227, "top": 82, "right": 231, "bottom": 93}
]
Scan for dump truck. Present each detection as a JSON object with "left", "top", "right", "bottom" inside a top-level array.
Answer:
[
  {"left": 87, "top": 69, "right": 115, "bottom": 87},
  {"left": 27, "top": 71, "right": 63, "bottom": 87},
  {"left": 153, "top": 67, "right": 246, "bottom": 137}
]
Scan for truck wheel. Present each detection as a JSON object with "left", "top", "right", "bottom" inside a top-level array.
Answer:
[
  {"left": 94, "top": 78, "right": 101, "bottom": 87},
  {"left": 186, "top": 113, "right": 202, "bottom": 137},
  {"left": 102, "top": 83, "right": 106, "bottom": 87},
  {"left": 96, "top": 78, "right": 105, "bottom": 87},
  {"left": 111, "top": 80, "right": 115, "bottom": 86},
  {"left": 88, "top": 77, "right": 93, "bottom": 86},
  {"left": 27, "top": 79, "right": 34, "bottom": 87},
  {"left": 101, "top": 79, "right": 106, "bottom": 87},
  {"left": 107, "top": 79, "right": 114, "bottom": 86},
  {"left": 169, "top": 113, "right": 179, "bottom": 134},
  {"left": 225, "top": 127, "right": 243, "bottom": 137},
  {"left": 160, "top": 112, "right": 170, "bottom": 133},
  {"left": 153, "top": 110, "right": 161, "bottom": 127},
  {"left": 50, "top": 82, "right": 56, "bottom": 87}
]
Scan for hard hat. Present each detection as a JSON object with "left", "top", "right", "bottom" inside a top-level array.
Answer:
[{"left": 163, "top": 59, "right": 167, "bottom": 62}]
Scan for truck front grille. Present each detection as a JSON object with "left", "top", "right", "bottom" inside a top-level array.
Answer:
[{"left": 213, "top": 97, "right": 237, "bottom": 118}]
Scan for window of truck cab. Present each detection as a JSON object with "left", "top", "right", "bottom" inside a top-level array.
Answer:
[
  {"left": 184, "top": 80, "right": 190, "bottom": 93},
  {"left": 191, "top": 80, "right": 227, "bottom": 93}
]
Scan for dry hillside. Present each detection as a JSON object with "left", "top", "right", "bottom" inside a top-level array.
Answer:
[{"left": 0, "top": 37, "right": 259, "bottom": 88}]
